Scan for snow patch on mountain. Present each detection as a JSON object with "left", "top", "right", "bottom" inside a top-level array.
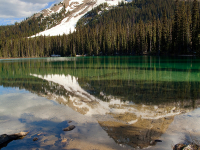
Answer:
[
  {"left": 31, "top": 0, "right": 124, "bottom": 37},
  {"left": 56, "top": 6, "right": 64, "bottom": 13},
  {"left": 31, "top": 8, "right": 89, "bottom": 37}
]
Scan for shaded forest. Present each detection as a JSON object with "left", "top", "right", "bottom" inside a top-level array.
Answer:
[{"left": 0, "top": 0, "right": 199, "bottom": 58}]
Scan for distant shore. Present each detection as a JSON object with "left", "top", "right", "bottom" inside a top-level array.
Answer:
[
  {"left": 0, "top": 57, "right": 39, "bottom": 60},
  {"left": 0, "top": 56, "right": 48, "bottom": 60},
  {"left": 0, "top": 54, "right": 197, "bottom": 60}
]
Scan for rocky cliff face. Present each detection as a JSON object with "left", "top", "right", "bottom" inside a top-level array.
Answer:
[{"left": 33, "top": 0, "right": 92, "bottom": 18}]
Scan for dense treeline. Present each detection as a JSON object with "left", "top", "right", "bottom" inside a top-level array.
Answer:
[
  {"left": 77, "top": 0, "right": 175, "bottom": 27},
  {"left": 0, "top": 0, "right": 199, "bottom": 58}
]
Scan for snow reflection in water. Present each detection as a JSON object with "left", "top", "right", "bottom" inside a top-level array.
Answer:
[
  {"left": 28, "top": 74, "right": 195, "bottom": 149},
  {"left": 31, "top": 74, "right": 185, "bottom": 118}
]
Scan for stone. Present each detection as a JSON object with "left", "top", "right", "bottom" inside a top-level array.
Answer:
[
  {"left": 0, "top": 132, "right": 29, "bottom": 149},
  {"left": 63, "top": 125, "right": 75, "bottom": 131},
  {"left": 183, "top": 144, "right": 200, "bottom": 150},
  {"left": 183, "top": 145, "right": 193, "bottom": 150},
  {"left": 173, "top": 143, "right": 186, "bottom": 150},
  {"left": 33, "top": 137, "right": 38, "bottom": 141},
  {"left": 155, "top": 139, "right": 162, "bottom": 142},
  {"left": 174, "top": 143, "right": 200, "bottom": 150},
  {"left": 150, "top": 140, "right": 155, "bottom": 145}
]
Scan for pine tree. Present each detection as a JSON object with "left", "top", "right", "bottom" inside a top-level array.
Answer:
[
  {"left": 156, "top": 19, "right": 161, "bottom": 55},
  {"left": 161, "top": 10, "right": 168, "bottom": 54},
  {"left": 186, "top": 1, "right": 192, "bottom": 53},
  {"left": 179, "top": 1, "right": 188, "bottom": 54},
  {"left": 192, "top": 0, "right": 199, "bottom": 55},
  {"left": 172, "top": 0, "right": 181, "bottom": 55}
]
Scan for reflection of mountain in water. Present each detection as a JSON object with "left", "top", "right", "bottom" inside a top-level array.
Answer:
[
  {"left": 0, "top": 73, "right": 198, "bottom": 149},
  {"left": 30, "top": 74, "right": 191, "bottom": 118},
  {"left": 19, "top": 74, "right": 196, "bottom": 148},
  {"left": 98, "top": 116, "right": 174, "bottom": 148},
  {"left": 1, "top": 57, "right": 200, "bottom": 149}
]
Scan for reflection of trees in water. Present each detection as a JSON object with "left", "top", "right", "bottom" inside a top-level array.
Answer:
[
  {"left": 0, "top": 78, "right": 69, "bottom": 99},
  {"left": 79, "top": 79, "right": 200, "bottom": 108},
  {"left": 0, "top": 57, "right": 200, "bottom": 108},
  {"left": 1, "top": 76, "right": 200, "bottom": 110}
]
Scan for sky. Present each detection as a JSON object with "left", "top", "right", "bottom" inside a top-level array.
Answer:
[{"left": 0, "top": 0, "right": 62, "bottom": 26}]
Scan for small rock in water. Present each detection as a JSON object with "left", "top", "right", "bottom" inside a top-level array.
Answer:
[
  {"left": 183, "top": 143, "right": 200, "bottom": 150},
  {"left": 63, "top": 125, "right": 75, "bottom": 131},
  {"left": 173, "top": 143, "right": 200, "bottom": 150},
  {"left": 68, "top": 121, "right": 72, "bottom": 123},
  {"left": 150, "top": 140, "right": 155, "bottom": 145},
  {"left": 183, "top": 144, "right": 193, "bottom": 150},
  {"left": 173, "top": 143, "right": 186, "bottom": 150},
  {"left": 33, "top": 137, "right": 38, "bottom": 141},
  {"left": 155, "top": 139, "right": 162, "bottom": 142}
]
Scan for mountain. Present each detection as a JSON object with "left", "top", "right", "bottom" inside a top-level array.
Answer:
[
  {"left": 0, "top": 0, "right": 199, "bottom": 58},
  {"left": 30, "top": 0, "right": 125, "bottom": 37}
]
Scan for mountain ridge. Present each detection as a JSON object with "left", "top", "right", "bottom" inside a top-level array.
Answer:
[{"left": 30, "top": 0, "right": 125, "bottom": 37}]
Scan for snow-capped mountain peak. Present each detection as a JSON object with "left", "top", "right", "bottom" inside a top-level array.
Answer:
[{"left": 31, "top": 0, "right": 125, "bottom": 37}]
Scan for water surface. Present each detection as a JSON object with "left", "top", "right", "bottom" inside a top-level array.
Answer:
[{"left": 0, "top": 56, "right": 200, "bottom": 149}]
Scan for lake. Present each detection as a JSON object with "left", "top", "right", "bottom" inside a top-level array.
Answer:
[{"left": 0, "top": 56, "right": 200, "bottom": 150}]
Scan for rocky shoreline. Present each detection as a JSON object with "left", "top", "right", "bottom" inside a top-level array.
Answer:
[{"left": 0, "top": 122, "right": 76, "bottom": 149}]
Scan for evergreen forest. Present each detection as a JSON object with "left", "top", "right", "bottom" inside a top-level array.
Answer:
[{"left": 0, "top": 0, "right": 199, "bottom": 58}]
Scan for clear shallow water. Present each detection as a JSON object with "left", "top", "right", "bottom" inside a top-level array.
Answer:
[
  {"left": 0, "top": 89, "right": 125, "bottom": 150},
  {"left": 0, "top": 56, "right": 200, "bottom": 149}
]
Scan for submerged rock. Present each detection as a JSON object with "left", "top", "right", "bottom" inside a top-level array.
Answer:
[
  {"left": 0, "top": 132, "right": 29, "bottom": 149},
  {"left": 33, "top": 137, "right": 38, "bottom": 141},
  {"left": 173, "top": 143, "right": 187, "bottom": 150},
  {"left": 155, "top": 139, "right": 162, "bottom": 142},
  {"left": 63, "top": 125, "right": 75, "bottom": 131},
  {"left": 173, "top": 143, "right": 200, "bottom": 150},
  {"left": 183, "top": 145, "right": 193, "bottom": 150},
  {"left": 183, "top": 143, "right": 200, "bottom": 150},
  {"left": 150, "top": 139, "right": 162, "bottom": 145}
]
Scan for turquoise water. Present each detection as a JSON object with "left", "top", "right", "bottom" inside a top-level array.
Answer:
[{"left": 1, "top": 56, "right": 199, "bottom": 105}]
